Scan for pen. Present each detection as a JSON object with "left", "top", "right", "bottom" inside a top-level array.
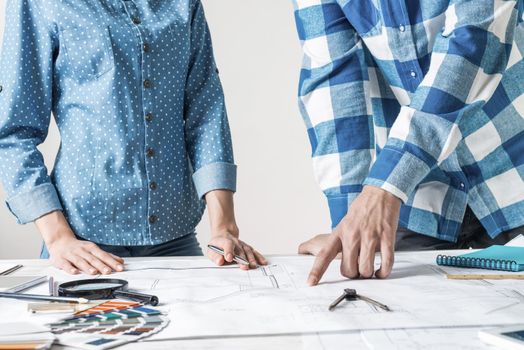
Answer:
[
  {"left": 207, "top": 245, "right": 250, "bottom": 266},
  {"left": 0, "top": 264, "right": 23, "bottom": 276},
  {"left": 0, "top": 292, "right": 89, "bottom": 304}
]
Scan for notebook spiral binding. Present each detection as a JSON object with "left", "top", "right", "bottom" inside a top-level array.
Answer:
[{"left": 436, "top": 255, "right": 519, "bottom": 272}]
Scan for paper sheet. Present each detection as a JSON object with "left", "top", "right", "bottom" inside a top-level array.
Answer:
[
  {"left": 124, "top": 328, "right": 498, "bottom": 350},
  {"left": 3, "top": 253, "right": 521, "bottom": 344},
  {"left": 360, "top": 327, "right": 499, "bottom": 350},
  {"left": 91, "top": 256, "right": 524, "bottom": 340},
  {"left": 0, "top": 322, "right": 50, "bottom": 336},
  {"left": 506, "top": 234, "right": 524, "bottom": 247}
]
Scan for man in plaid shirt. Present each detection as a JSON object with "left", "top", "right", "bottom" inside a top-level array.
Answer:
[{"left": 293, "top": 0, "right": 524, "bottom": 283}]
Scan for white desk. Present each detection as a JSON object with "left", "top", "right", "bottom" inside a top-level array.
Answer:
[{"left": 1, "top": 251, "right": 521, "bottom": 349}]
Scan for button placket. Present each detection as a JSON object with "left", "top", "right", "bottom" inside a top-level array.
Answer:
[
  {"left": 121, "top": 0, "right": 158, "bottom": 233},
  {"left": 121, "top": 0, "right": 142, "bottom": 27},
  {"left": 384, "top": 1, "right": 423, "bottom": 92}
]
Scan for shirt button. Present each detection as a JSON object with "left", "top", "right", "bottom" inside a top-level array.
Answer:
[
  {"left": 410, "top": 70, "right": 417, "bottom": 78},
  {"left": 132, "top": 17, "right": 141, "bottom": 25},
  {"left": 145, "top": 113, "right": 154, "bottom": 122},
  {"left": 143, "top": 79, "right": 151, "bottom": 88},
  {"left": 149, "top": 215, "right": 158, "bottom": 224},
  {"left": 460, "top": 183, "right": 465, "bottom": 188},
  {"left": 143, "top": 43, "right": 150, "bottom": 53},
  {"left": 149, "top": 181, "right": 158, "bottom": 190},
  {"left": 399, "top": 25, "right": 405, "bottom": 32},
  {"left": 146, "top": 148, "right": 155, "bottom": 157}
]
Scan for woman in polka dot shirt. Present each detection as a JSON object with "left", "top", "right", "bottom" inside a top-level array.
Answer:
[{"left": 0, "top": 0, "right": 266, "bottom": 274}]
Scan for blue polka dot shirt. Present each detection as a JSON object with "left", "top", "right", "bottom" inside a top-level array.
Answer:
[{"left": 0, "top": 0, "right": 237, "bottom": 245}]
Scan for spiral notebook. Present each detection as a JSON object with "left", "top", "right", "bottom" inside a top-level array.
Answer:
[{"left": 436, "top": 245, "right": 524, "bottom": 272}]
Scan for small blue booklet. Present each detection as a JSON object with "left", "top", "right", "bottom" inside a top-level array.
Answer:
[{"left": 436, "top": 245, "right": 524, "bottom": 272}]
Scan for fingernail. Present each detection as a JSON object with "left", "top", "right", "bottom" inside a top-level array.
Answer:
[
  {"left": 227, "top": 253, "right": 233, "bottom": 261},
  {"left": 117, "top": 265, "right": 124, "bottom": 271},
  {"left": 104, "top": 268, "right": 111, "bottom": 274},
  {"left": 307, "top": 276, "right": 318, "bottom": 286},
  {"left": 89, "top": 268, "right": 96, "bottom": 274},
  {"left": 70, "top": 269, "right": 77, "bottom": 274}
]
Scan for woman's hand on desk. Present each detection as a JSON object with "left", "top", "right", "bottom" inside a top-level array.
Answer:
[
  {"left": 35, "top": 211, "right": 124, "bottom": 275},
  {"left": 47, "top": 236, "right": 124, "bottom": 275},
  {"left": 204, "top": 190, "right": 267, "bottom": 270},
  {"left": 207, "top": 231, "right": 267, "bottom": 270}
]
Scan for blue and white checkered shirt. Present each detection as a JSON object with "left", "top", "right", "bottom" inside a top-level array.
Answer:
[{"left": 294, "top": 0, "right": 524, "bottom": 241}]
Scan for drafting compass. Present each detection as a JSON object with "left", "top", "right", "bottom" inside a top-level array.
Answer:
[{"left": 329, "top": 288, "right": 391, "bottom": 312}]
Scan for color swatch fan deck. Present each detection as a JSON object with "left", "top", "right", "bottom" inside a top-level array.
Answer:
[{"left": 49, "top": 300, "right": 169, "bottom": 349}]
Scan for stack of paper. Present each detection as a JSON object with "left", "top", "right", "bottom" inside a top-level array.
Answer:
[{"left": 0, "top": 322, "right": 55, "bottom": 350}]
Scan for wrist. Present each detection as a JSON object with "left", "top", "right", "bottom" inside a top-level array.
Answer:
[
  {"left": 205, "top": 190, "right": 239, "bottom": 237},
  {"left": 34, "top": 211, "right": 76, "bottom": 248},
  {"left": 362, "top": 185, "right": 402, "bottom": 207},
  {"left": 211, "top": 222, "right": 240, "bottom": 238}
]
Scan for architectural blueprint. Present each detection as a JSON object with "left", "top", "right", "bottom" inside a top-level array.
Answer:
[
  {"left": 83, "top": 255, "right": 524, "bottom": 341},
  {"left": 3, "top": 251, "right": 521, "bottom": 348}
]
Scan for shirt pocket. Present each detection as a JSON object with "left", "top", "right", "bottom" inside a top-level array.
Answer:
[{"left": 61, "top": 26, "right": 115, "bottom": 81}]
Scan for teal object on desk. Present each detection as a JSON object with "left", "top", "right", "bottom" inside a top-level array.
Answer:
[{"left": 436, "top": 246, "right": 524, "bottom": 272}]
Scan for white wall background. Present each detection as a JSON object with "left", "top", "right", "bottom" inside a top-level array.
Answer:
[{"left": 0, "top": 0, "right": 330, "bottom": 259}]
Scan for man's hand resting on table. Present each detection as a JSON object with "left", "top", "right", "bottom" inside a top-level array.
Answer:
[
  {"left": 299, "top": 234, "right": 342, "bottom": 259},
  {"left": 306, "top": 186, "right": 402, "bottom": 285}
]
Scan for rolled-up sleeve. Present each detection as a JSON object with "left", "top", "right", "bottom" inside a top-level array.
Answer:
[
  {"left": 184, "top": 0, "right": 237, "bottom": 199},
  {"left": 0, "top": 0, "right": 62, "bottom": 223}
]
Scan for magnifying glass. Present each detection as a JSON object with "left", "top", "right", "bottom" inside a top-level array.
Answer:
[{"left": 58, "top": 279, "right": 159, "bottom": 306}]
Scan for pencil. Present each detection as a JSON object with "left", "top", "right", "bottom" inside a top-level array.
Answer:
[
  {"left": 446, "top": 274, "right": 524, "bottom": 280},
  {"left": 0, "top": 292, "right": 89, "bottom": 304},
  {"left": 0, "top": 264, "right": 23, "bottom": 276}
]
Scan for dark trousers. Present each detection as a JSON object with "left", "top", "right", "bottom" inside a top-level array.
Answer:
[
  {"left": 395, "top": 207, "right": 522, "bottom": 251},
  {"left": 40, "top": 232, "right": 203, "bottom": 259}
]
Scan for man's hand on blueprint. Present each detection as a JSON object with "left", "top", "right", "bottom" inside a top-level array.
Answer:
[
  {"left": 307, "top": 186, "right": 401, "bottom": 285},
  {"left": 299, "top": 234, "right": 342, "bottom": 259}
]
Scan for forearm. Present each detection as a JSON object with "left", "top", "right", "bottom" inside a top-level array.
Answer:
[{"left": 204, "top": 190, "right": 238, "bottom": 236}]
